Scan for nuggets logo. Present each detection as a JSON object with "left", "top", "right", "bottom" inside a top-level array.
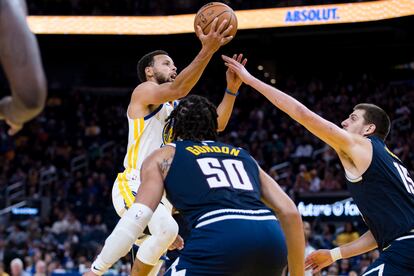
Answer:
[{"left": 162, "top": 123, "right": 174, "bottom": 145}]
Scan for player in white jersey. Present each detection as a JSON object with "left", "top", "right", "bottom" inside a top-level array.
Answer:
[{"left": 90, "top": 18, "right": 246, "bottom": 276}]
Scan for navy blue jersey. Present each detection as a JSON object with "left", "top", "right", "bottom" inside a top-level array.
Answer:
[
  {"left": 346, "top": 135, "right": 414, "bottom": 250},
  {"left": 163, "top": 140, "right": 287, "bottom": 275},
  {"left": 164, "top": 140, "right": 271, "bottom": 229}
]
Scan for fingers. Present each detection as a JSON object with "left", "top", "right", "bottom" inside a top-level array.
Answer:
[
  {"left": 236, "top": 53, "right": 243, "bottom": 62},
  {"left": 242, "top": 58, "right": 247, "bottom": 66},
  {"left": 195, "top": 25, "right": 203, "bottom": 37},
  {"left": 6, "top": 119, "right": 22, "bottom": 136},
  {"left": 220, "top": 35, "right": 233, "bottom": 45},
  {"left": 224, "top": 63, "right": 238, "bottom": 73},
  {"left": 209, "top": 17, "right": 219, "bottom": 34},
  {"left": 216, "top": 19, "right": 228, "bottom": 34},
  {"left": 220, "top": 24, "right": 233, "bottom": 37},
  {"left": 222, "top": 55, "right": 239, "bottom": 67}
]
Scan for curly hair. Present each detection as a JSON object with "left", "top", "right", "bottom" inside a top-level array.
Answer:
[
  {"left": 165, "top": 95, "right": 218, "bottom": 142},
  {"left": 136, "top": 50, "right": 168, "bottom": 83}
]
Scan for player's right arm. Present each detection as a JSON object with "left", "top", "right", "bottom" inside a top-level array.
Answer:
[
  {"left": 222, "top": 55, "right": 363, "bottom": 154},
  {"left": 136, "top": 19, "right": 234, "bottom": 106},
  {"left": 305, "top": 230, "right": 377, "bottom": 273},
  {"left": 259, "top": 167, "right": 305, "bottom": 276},
  {"left": 0, "top": 0, "right": 47, "bottom": 135}
]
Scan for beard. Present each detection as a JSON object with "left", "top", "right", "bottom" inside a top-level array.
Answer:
[{"left": 154, "top": 71, "right": 171, "bottom": 84}]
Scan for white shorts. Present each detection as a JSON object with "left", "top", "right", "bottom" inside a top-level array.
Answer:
[{"left": 112, "top": 168, "right": 173, "bottom": 217}]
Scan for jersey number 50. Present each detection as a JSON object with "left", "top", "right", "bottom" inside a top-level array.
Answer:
[{"left": 196, "top": 158, "right": 254, "bottom": 191}]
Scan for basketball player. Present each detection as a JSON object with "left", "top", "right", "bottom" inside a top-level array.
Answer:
[
  {"left": 91, "top": 19, "right": 241, "bottom": 276},
  {"left": 87, "top": 95, "right": 305, "bottom": 276},
  {"left": 222, "top": 55, "right": 414, "bottom": 275},
  {"left": 0, "top": 0, "right": 47, "bottom": 135}
]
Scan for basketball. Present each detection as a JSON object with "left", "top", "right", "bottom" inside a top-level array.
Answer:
[{"left": 194, "top": 2, "right": 238, "bottom": 38}]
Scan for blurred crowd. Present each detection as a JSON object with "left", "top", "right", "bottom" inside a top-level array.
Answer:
[
  {"left": 28, "top": 0, "right": 375, "bottom": 16},
  {"left": 0, "top": 70, "right": 413, "bottom": 275}
]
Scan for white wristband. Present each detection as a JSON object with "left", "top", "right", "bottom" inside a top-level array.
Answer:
[{"left": 330, "top": 247, "right": 343, "bottom": 262}]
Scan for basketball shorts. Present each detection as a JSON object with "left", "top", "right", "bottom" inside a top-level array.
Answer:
[
  {"left": 164, "top": 209, "right": 287, "bottom": 276},
  {"left": 362, "top": 231, "right": 414, "bottom": 275},
  {"left": 112, "top": 168, "right": 173, "bottom": 217}
]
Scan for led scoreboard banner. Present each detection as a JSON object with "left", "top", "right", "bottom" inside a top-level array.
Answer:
[{"left": 28, "top": 0, "right": 414, "bottom": 35}]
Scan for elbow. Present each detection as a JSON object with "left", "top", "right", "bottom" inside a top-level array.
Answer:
[
  {"left": 279, "top": 206, "right": 301, "bottom": 222},
  {"left": 294, "top": 104, "right": 311, "bottom": 121},
  {"left": 217, "top": 122, "right": 226, "bottom": 132}
]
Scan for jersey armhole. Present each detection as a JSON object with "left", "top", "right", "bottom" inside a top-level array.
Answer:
[{"left": 164, "top": 143, "right": 176, "bottom": 148}]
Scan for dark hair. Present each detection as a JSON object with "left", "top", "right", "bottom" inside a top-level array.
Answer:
[
  {"left": 137, "top": 50, "right": 169, "bottom": 82},
  {"left": 354, "top": 103, "right": 391, "bottom": 141},
  {"left": 165, "top": 95, "right": 218, "bottom": 142}
]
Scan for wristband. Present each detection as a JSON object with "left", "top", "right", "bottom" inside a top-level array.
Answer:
[
  {"left": 330, "top": 247, "right": 343, "bottom": 262},
  {"left": 225, "top": 88, "right": 239, "bottom": 96}
]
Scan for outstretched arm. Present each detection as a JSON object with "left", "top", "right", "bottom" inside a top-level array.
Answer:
[
  {"left": 135, "top": 19, "right": 234, "bottom": 106},
  {"left": 0, "top": 0, "right": 47, "bottom": 135},
  {"left": 260, "top": 167, "right": 305, "bottom": 276},
  {"left": 305, "top": 230, "right": 377, "bottom": 273},
  {"left": 222, "top": 55, "right": 360, "bottom": 153},
  {"left": 216, "top": 54, "right": 247, "bottom": 131}
]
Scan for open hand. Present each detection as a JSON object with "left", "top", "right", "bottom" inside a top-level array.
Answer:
[
  {"left": 222, "top": 55, "right": 254, "bottom": 85},
  {"left": 305, "top": 249, "right": 334, "bottom": 274},
  {"left": 226, "top": 54, "right": 247, "bottom": 92},
  {"left": 196, "top": 18, "right": 234, "bottom": 53}
]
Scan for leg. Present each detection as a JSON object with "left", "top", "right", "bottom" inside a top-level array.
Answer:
[{"left": 132, "top": 203, "right": 178, "bottom": 276}]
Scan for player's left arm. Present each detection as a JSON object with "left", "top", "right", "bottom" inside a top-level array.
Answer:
[
  {"left": 216, "top": 54, "right": 247, "bottom": 132},
  {"left": 305, "top": 230, "right": 377, "bottom": 273},
  {"left": 87, "top": 148, "right": 175, "bottom": 276},
  {"left": 259, "top": 167, "right": 305, "bottom": 276}
]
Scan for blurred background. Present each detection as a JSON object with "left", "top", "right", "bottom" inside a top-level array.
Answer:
[{"left": 0, "top": 1, "right": 413, "bottom": 275}]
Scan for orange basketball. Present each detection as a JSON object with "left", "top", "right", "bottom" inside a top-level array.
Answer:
[{"left": 194, "top": 2, "right": 238, "bottom": 38}]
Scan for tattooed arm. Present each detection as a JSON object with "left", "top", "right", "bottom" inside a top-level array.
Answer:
[
  {"left": 135, "top": 145, "right": 176, "bottom": 209},
  {"left": 0, "top": 0, "right": 47, "bottom": 135}
]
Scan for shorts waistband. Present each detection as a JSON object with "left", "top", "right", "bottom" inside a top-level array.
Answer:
[{"left": 195, "top": 208, "right": 277, "bottom": 229}]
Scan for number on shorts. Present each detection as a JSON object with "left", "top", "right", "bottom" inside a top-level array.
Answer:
[{"left": 196, "top": 158, "right": 254, "bottom": 191}]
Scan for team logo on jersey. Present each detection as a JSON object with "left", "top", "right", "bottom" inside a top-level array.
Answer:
[{"left": 162, "top": 122, "right": 174, "bottom": 145}]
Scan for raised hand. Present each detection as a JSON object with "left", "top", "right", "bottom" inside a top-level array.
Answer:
[
  {"left": 226, "top": 54, "right": 247, "bottom": 92},
  {"left": 0, "top": 96, "right": 23, "bottom": 135},
  {"left": 222, "top": 55, "right": 254, "bottom": 85},
  {"left": 196, "top": 18, "right": 234, "bottom": 53},
  {"left": 305, "top": 249, "right": 334, "bottom": 274}
]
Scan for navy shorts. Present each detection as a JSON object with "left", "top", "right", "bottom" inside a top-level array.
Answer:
[
  {"left": 164, "top": 217, "right": 287, "bottom": 276},
  {"left": 362, "top": 234, "right": 414, "bottom": 275}
]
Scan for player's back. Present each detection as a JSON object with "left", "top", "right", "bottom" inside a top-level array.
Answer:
[
  {"left": 165, "top": 140, "right": 269, "bottom": 227},
  {"left": 346, "top": 135, "right": 414, "bottom": 250},
  {"left": 164, "top": 140, "right": 287, "bottom": 275}
]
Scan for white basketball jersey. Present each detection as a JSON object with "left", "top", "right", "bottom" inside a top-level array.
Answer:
[{"left": 122, "top": 102, "right": 176, "bottom": 172}]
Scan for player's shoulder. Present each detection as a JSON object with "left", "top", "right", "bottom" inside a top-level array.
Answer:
[{"left": 133, "top": 81, "right": 158, "bottom": 94}]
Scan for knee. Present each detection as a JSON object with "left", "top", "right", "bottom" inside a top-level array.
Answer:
[{"left": 156, "top": 215, "right": 178, "bottom": 244}]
